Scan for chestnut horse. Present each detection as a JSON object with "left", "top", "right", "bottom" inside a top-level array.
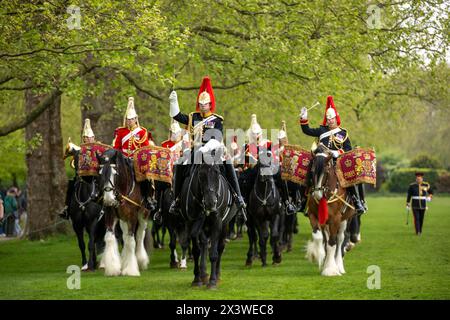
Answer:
[
  {"left": 305, "top": 144, "right": 356, "bottom": 276},
  {"left": 97, "top": 149, "right": 152, "bottom": 276}
]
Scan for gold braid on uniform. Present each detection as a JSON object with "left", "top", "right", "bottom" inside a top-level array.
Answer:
[
  {"left": 131, "top": 129, "right": 148, "bottom": 149},
  {"left": 330, "top": 128, "right": 349, "bottom": 150}
]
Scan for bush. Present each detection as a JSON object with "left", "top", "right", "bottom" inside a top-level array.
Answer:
[
  {"left": 410, "top": 154, "right": 442, "bottom": 169},
  {"left": 436, "top": 173, "right": 450, "bottom": 193},
  {"left": 387, "top": 167, "right": 443, "bottom": 193}
]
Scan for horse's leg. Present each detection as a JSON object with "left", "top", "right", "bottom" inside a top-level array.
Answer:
[
  {"left": 73, "top": 221, "right": 87, "bottom": 270},
  {"left": 335, "top": 220, "right": 348, "bottom": 275},
  {"left": 271, "top": 213, "right": 282, "bottom": 265},
  {"left": 200, "top": 232, "right": 209, "bottom": 285},
  {"left": 102, "top": 209, "right": 121, "bottom": 276},
  {"left": 178, "top": 228, "right": 189, "bottom": 269},
  {"left": 191, "top": 235, "right": 202, "bottom": 286},
  {"left": 305, "top": 214, "right": 325, "bottom": 269},
  {"left": 136, "top": 212, "right": 149, "bottom": 270},
  {"left": 161, "top": 225, "right": 167, "bottom": 248},
  {"left": 246, "top": 218, "right": 256, "bottom": 266},
  {"left": 321, "top": 220, "right": 341, "bottom": 276},
  {"left": 216, "top": 228, "right": 227, "bottom": 283},
  {"left": 257, "top": 220, "right": 269, "bottom": 267},
  {"left": 207, "top": 220, "right": 221, "bottom": 289},
  {"left": 87, "top": 216, "right": 98, "bottom": 271},
  {"left": 120, "top": 219, "right": 140, "bottom": 276},
  {"left": 151, "top": 221, "right": 159, "bottom": 249},
  {"left": 169, "top": 229, "right": 179, "bottom": 268}
]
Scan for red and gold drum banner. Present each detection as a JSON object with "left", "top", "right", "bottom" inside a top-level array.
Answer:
[
  {"left": 78, "top": 143, "right": 112, "bottom": 176},
  {"left": 336, "top": 147, "right": 377, "bottom": 188},
  {"left": 280, "top": 144, "right": 312, "bottom": 185},
  {"left": 133, "top": 145, "right": 177, "bottom": 184}
]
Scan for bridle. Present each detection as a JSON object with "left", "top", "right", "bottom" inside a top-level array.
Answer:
[
  {"left": 253, "top": 162, "right": 277, "bottom": 207},
  {"left": 310, "top": 149, "right": 333, "bottom": 200},
  {"left": 99, "top": 154, "right": 136, "bottom": 207}
]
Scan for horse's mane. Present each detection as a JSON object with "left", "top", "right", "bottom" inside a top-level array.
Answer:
[{"left": 312, "top": 145, "right": 330, "bottom": 180}]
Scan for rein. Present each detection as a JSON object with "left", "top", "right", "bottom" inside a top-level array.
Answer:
[
  {"left": 253, "top": 165, "right": 276, "bottom": 206},
  {"left": 74, "top": 176, "right": 97, "bottom": 210}
]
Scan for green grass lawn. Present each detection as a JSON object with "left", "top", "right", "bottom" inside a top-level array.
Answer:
[{"left": 1, "top": 196, "right": 449, "bottom": 300}]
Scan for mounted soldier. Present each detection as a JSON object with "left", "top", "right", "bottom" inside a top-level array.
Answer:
[
  {"left": 273, "top": 120, "right": 303, "bottom": 213},
  {"left": 168, "top": 76, "right": 246, "bottom": 217},
  {"left": 238, "top": 115, "right": 296, "bottom": 215},
  {"left": 112, "top": 97, "right": 156, "bottom": 210},
  {"left": 59, "top": 119, "right": 98, "bottom": 219},
  {"left": 299, "top": 96, "right": 366, "bottom": 214},
  {"left": 153, "top": 119, "right": 186, "bottom": 224}
]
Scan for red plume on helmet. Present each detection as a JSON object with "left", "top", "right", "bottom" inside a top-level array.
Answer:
[
  {"left": 196, "top": 76, "right": 216, "bottom": 113},
  {"left": 322, "top": 95, "right": 341, "bottom": 126}
]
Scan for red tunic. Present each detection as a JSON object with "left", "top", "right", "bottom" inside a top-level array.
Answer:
[
  {"left": 161, "top": 140, "right": 175, "bottom": 149},
  {"left": 243, "top": 140, "right": 274, "bottom": 169},
  {"left": 113, "top": 126, "right": 152, "bottom": 157}
]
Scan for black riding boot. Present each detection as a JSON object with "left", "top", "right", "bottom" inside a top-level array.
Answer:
[
  {"left": 153, "top": 186, "right": 163, "bottom": 225},
  {"left": 347, "top": 185, "right": 365, "bottom": 215},
  {"left": 224, "top": 163, "right": 247, "bottom": 221},
  {"left": 275, "top": 172, "right": 296, "bottom": 215},
  {"left": 59, "top": 178, "right": 75, "bottom": 220},
  {"left": 299, "top": 161, "right": 313, "bottom": 215},
  {"left": 358, "top": 184, "right": 368, "bottom": 212},
  {"left": 169, "top": 164, "right": 186, "bottom": 215},
  {"left": 140, "top": 180, "right": 156, "bottom": 213}
]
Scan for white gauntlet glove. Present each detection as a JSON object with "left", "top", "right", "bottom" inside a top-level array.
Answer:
[
  {"left": 300, "top": 107, "right": 308, "bottom": 120},
  {"left": 330, "top": 150, "right": 340, "bottom": 158},
  {"left": 169, "top": 91, "right": 180, "bottom": 117}
]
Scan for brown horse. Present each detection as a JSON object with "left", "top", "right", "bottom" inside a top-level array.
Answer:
[
  {"left": 97, "top": 149, "right": 151, "bottom": 276},
  {"left": 305, "top": 144, "right": 356, "bottom": 276}
]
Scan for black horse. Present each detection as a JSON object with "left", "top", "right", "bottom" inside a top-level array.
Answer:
[
  {"left": 279, "top": 181, "right": 302, "bottom": 252},
  {"left": 155, "top": 180, "right": 191, "bottom": 269},
  {"left": 64, "top": 143, "right": 105, "bottom": 271},
  {"left": 179, "top": 155, "right": 237, "bottom": 289},
  {"left": 246, "top": 149, "right": 283, "bottom": 267}
]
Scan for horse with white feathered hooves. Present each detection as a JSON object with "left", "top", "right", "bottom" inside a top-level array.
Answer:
[
  {"left": 304, "top": 144, "right": 356, "bottom": 276},
  {"left": 97, "top": 149, "right": 153, "bottom": 276}
]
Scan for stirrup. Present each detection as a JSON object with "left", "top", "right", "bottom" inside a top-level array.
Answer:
[
  {"left": 153, "top": 210, "right": 163, "bottom": 225},
  {"left": 169, "top": 199, "right": 181, "bottom": 215},
  {"left": 58, "top": 207, "right": 69, "bottom": 220}
]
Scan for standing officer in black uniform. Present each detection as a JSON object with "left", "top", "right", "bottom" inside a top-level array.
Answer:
[
  {"left": 298, "top": 96, "right": 366, "bottom": 214},
  {"left": 407, "top": 172, "right": 433, "bottom": 235},
  {"left": 168, "top": 76, "right": 246, "bottom": 216}
]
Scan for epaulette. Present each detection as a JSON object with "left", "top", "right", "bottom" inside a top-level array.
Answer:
[
  {"left": 422, "top": 181, "right": 430, "bottom": 186},
  {"left": 213, "top": 113, "right": 224, "bottom": 120},
  {"left": 410, "top": 182, "right": 417, "bottom": 185}
]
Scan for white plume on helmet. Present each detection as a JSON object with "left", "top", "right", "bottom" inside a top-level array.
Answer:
[{"left": 82, "top": 119, "right": 95, "bottom": 138}]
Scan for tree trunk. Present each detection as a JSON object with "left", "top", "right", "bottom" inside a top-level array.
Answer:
[
  {"left": 81, "top": 70, "right": 122, "bottom": 145},
  {"left": 25, "top": 91, "right": 67, "bottom": 240}
]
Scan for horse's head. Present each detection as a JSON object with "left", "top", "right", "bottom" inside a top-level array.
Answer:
[
  {"left": 257, "top": 147, "right": 276, "bottom": 182},
  {"left": 97, "top": 148, "right": 121, "bottom": 207},
  {"left": 64, "top": 138, "right": 81, "bottom": 170},
  {"left": 310, "top": 144, "right": 333, "bottom": 201},
  {"left": 198, "top": 163, "right": 221, "bottom": 215}
]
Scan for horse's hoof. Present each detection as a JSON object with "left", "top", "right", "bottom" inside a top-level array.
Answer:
[
  {"left": 207, "top": 283, "right": 218, "bottom": 290},
  {"left": 191, "top": 281, "right": 203, "bottom": 287},
  {"left": 261, "top": 262, "right": 267, "bottom": 267},
  {"left": 201, "top": 275, "right": 209, "bottom": 285},
  {"left": 170, "top": 262, "right": 178, "bottom": 269},
  {"left": 245, "top": 260, "right": 252, "bottom": 267}
]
